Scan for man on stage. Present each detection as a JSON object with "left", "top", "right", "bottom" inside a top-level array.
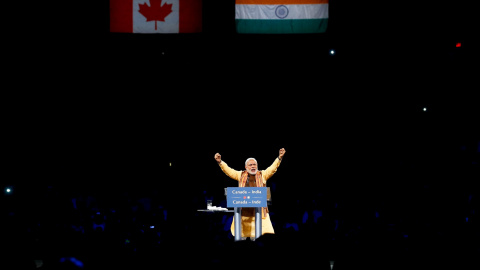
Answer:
[{"left": 214, "top": 148, "right": 286, "bottom": 240}]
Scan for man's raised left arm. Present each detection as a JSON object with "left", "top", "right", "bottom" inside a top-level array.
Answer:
[{"left": 263, "top": 148, "right": 286, "bottom": 181}]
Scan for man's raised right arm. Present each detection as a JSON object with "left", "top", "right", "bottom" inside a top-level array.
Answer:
[{"left": 215, "top": 153, "right": 241, "bottom": 181}]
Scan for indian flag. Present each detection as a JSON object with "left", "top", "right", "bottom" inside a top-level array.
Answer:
[
  {"left": 110, "top": 0, "right": 202, "bottom": 33},
  {"left": 235, "top": 0, "right": 329, "bottom": 34}
]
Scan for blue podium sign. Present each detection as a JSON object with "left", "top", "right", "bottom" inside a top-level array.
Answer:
[{"left": 226, "top": 187, "right": 267, "bottom": 208}]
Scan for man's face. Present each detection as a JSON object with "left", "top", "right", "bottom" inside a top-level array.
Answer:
[{"left": 246, "top": 160, "right": 258, "bottom": 175}]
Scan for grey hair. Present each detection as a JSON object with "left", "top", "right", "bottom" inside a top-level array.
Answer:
[{"left": 245, "top": 158, "right": 257, "bottom": 166}]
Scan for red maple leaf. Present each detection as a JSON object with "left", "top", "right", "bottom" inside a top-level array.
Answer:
[{"left": 138, "top": 0, "right": 173, "bottom": 30}]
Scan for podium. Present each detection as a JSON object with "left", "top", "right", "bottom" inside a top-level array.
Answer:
[{"left": 225, "top": 187, "right": 271, "bottom": 241}]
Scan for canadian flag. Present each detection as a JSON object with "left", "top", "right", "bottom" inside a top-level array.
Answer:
[{"left": 110, "top": 0, "right": 202, "bottom": 33}]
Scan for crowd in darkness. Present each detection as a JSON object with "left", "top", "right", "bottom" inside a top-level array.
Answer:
[
  {"left": 3, "top": 96, "right": 479, "bottom": 269},
  {"left": 4, "top": 150, "right": 479, "bottom": 270}
]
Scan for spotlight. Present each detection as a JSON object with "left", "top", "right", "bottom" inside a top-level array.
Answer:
[
  {"left": 329, "top": 49, "right": 335, "bottom": 55},
  {"left": 5, "top": 186, "right": 13, "bottom": 195},
  {"left": 423, "top": 107, "right": 427, "bottom": 112}
]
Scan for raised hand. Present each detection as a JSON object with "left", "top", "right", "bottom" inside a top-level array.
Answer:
[{"left": 214, "top": 153, "right": 222, "bottom": 163}]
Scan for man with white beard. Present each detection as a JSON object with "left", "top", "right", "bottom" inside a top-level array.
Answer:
[{"left": 214, "top": 148, "right": 286, "bottom": 240}]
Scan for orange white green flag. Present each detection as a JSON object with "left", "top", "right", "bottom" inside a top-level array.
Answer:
[{"left": 235, "top": 0, "right": 329, "bottom": 34}]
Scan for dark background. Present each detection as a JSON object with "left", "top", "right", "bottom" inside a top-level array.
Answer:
[{"left": 3, "top": 0, "right": 479, "bottom": 269}]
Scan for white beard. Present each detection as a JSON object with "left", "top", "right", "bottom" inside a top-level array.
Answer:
[{"left": 247, "top": 169, "right": 257, "bottom": 175}]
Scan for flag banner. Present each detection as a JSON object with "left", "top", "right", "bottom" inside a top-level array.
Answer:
[
  {"left": 110, "top": 0, "right": 202, "bottom": 33},
  {"left": 235, "top": 0, "right": 328, "bottom": 34}
]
